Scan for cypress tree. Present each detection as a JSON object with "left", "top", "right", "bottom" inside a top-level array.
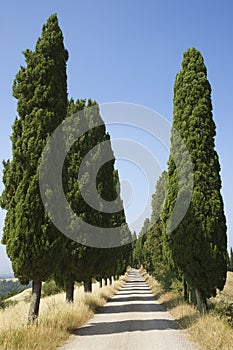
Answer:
[
  {"left": 229, "top": 247, "right": 233, "bottom": 272},
  {"left": 83, "top": 101, "right": 132, "bottom": 287},
  {"left": 130, "top": 231, "right": 137, "bottom": 265},
  {"left": 1, "top": 14, "right": 68, "bottom": 322},
  {"left": 227, "top": 250, "right": 230, "bottom": 271},
  {"left": 54, "top": 99, "right": 130, "bottom": 299},
  {"left": 132, "top": 218, "right": 151, "bottom": 268},
  {"left": 163, "top": 48, "right": 227, "bottom": 312},
  {"left": 144, "top": 173, "right": 167, "bottom": 280},
  {"left": 52, "top": 98, "right": 87, "bottom": 301}
]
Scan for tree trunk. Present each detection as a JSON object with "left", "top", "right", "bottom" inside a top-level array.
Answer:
[
  {"left": 66, "top": 281, "right": 74, "bottom": 302},
  {"left": 195, "top": 289, "right": 207, "bottom": 314},
  {"left": 183, "top": 279, "right": 188, "bottom": 302},
  {"left": 189, "top": 288, "right": 196, "bottom": 304},
  {"left": 28, "top": 280, "right": 42, "bottom": 325},
  {"left": 104, "top": 278, "right": 108, "bottom": 286},
  {"left": 84, "top": 278, "right": 92, "bottom": 292},
  {"left": 109, "top": 277, "right": 113, "bottom": 285},
  {"left": 188, "top": 290, "right": 192, "bottom": 304},
  {"left": 99, "top": 279, "right": 103, "bottom": 288}
]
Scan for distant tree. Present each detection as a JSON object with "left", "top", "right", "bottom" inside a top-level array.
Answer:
[
  {"left": 162, "top": 48, "right": 227, "bottom": 312},
  {"left": 228, "top": 247, "right": 233, "bottom": 272},
  {"left": 0, "top": 14, "right": 68, "bottom": 322},
  {"left": 151, "top": 172, "right": 166, "bottom": 225},
  {"left": 129, "top": 231, "right": 137, "bottom": 267},
  {"left": 144, "top": 173, "right": 165, "bottom": 274},
  {"left": 143, "top": 172, "right": 176, "bottom": 287},
  {"left": 227, "top": 251, "right": 230, "bottom": 271},
  {"left": 132, "top": 218, "right": 151, "bottom": 268},
  {"left": 0, "top": 279, "right": 31, "bottom": 297}
]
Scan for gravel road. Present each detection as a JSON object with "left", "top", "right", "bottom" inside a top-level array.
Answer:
[{"left": 59, "top": 270, "right": 198, "bottom": 350}]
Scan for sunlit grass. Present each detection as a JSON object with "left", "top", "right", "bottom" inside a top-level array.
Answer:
[
  {"left": 143, "top": 270, "right": 233, "bottom": 350},
  {"left": 0, "top": 276, "right": 126, "bottom": 350}
]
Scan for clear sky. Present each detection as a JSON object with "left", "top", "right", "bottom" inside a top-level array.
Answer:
[{"left": 0, "top": 0, "right": 232, "bottom": 274}]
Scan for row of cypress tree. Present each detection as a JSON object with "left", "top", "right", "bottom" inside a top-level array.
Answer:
[
  {"left": 0, "top": 14, "right": 228, "bottom": 319},
  {"left": 133, "top": 48, "right": 228, "bottom": 313},
  {"left": 0, "top": 14, "right": 132, "bottom": 323}
]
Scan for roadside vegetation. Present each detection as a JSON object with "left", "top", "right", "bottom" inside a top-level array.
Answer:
[
  {"left": 0, "top": 279, "right": 31, "bottom": 298},
  {"left": 0, "top": 275, "right": 126, "bottom": 350},
  {"left": 142, "top": 270, "right": 233, "bottom": 350}
]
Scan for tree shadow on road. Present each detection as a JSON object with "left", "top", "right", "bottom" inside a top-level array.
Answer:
[
  {"left": 109, "top": 295, "right": 158, "bottom": 303},
  {"left": 116, "top": 291, "right": 152, "bottom": 296},
  {"left": 72, "top": 318, "right": 180, "bottom": 336},
  {"left": 101, "top": 302, "right": 166, "bottom": 313}
]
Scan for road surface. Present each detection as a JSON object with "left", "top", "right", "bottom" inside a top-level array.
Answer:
[{"left": 59, "top": 270, "right": 198, "bottom": 350}]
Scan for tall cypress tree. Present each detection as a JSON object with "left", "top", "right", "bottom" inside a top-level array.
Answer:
[
  {"left": 54, "top": 98, "right": 130, "bottom": 300},
  {"left": 79, "top": 100, "right": 132, "bottom": 287},
  {"left": 163, "top": 48, "right": 227, "bottom": 312},
  {"left": 53, "top": 98, "right": 87, "bottom": 301},
  {"left": 0, "top": 14, "right": 68, "bottom": 322}
]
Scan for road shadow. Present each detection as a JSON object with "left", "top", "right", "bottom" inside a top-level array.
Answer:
[
  {"left": 101, "top": 302, "right": 165, "bottom": 313},
  {"left": 116, "top": 291, "right": 152, "bottom": 296},
  {"left": 121, "top": 291, "right": 150, "bottom": 294},
  {"left": 109, "top": 296, "right": 158, "bottom": 303},
  {"left": 72, "top": 318, "right": 179, "bottom": 336},
  {"left": 124, "top": 280, "right": 146, "bottom": 284},
  {"left": 118, "top": 288, "right": 150, "bottom": 292}
]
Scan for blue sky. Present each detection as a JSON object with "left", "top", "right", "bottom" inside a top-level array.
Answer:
[{"left": 0, "top": 0, "right": 232, "bottom": 274}]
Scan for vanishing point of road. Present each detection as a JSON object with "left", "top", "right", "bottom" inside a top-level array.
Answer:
[{"left": 59, "top": 270, "right": 198, "bottom": 350}]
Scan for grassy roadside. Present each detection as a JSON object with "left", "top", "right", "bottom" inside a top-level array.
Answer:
[
  {"left": 142, "top": 270, "right": 233, "bottom": 350},
  {"left": 0, "top": 275, "right": 127, "bottom": 350}
]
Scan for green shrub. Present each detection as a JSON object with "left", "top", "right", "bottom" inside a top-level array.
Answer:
[
  {"left": 42, "top": 280, "right": 63, "bottom": 297},
  {"left": 213, "top": 301, "right": 233, "bottom": 327}
]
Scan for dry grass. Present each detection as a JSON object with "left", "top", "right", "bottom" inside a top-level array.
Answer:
[
  {"left": 7, "top": 287, "right": 32, "bottom": 303},
  {"left": 142, "top": 270, "right": 233, "bottom": 350},
  {"left": 0, "top": 276, "right": 126, "bottom": 350},
  {"left": 188, "top": 314, "right": 233, "bottom": 350},
  {"left": 214, "top": 271, "right": 233, "bottom": 303}
]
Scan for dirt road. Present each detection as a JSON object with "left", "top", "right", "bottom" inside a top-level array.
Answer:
[{"left": 59, "top": 270, "right": 198, "bottom": 350}]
